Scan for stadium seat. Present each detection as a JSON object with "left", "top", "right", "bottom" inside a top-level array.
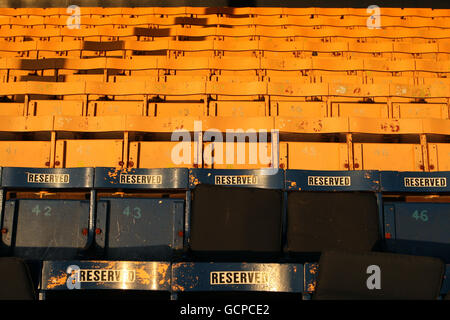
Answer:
[
  {"left": 353, "top": 143, "right": 424, "bottom": 171},
  {"left": 96, "top": 197, "right": 184, "bottom": 260},
  {"left": 271, "top": 101, "right": 327, "bottom": 117},
  {"left": 0, "top": 103, "right": 25, "bottom": 116},
  {"left": 29, "top": 100, "right": 84, "bottom": 116},
  {"left": 55, "top": 140, "right": 123, "bottom": 168},
  {"left": 283, "top": 142, "right": 349, "bottom": 170},
  {"left": 1, "top": 167, "right": 96, "bottom": 260},
  {"left": 428, "top": 143, "right": 450, "bottom": 171},
  {"left": 87, "top": 101, "right": 145, "bottom": 116},
  {"left": 202, "top": 141, "right": 274, "bottom": 170},
  {"left": 211, "top": 101, "right": 267, "bottom": 117},
  {"left": 2, "top": 199, "right": 92, "bottom": 259},
  {"left": 129, "top": 141, "right": 196, "bottom": 169},
  {"left": 0, "top": 257, "right": 35, "bottom": 300},
  {"left": 150, "top": 102, "right": 205, "bottom": 117},
  {"left": 392, "top": 103, "right": 449, "bottom": 119},
  {"left": 287, "top": 191, "right": 380, "bottom": 253},
  {"left": 0, "top": 141, "right": 51, "bottom": 167},
  {"left": 94, "top": 167, "right": 187, "bottom": 260},
  {"left": 189, "top": 170, "right": 283, "bottom": 259},
  {"left": 384, "top": 201, "right": 450, "bottom": 262},
  {"left": 313, "top": 250, "right": 445, "bottom": 300},
  {"left": 331, "top": 103, "right": 389, "bottom": 118},
  {"left": 285, "top": 170, "right": 380, "bottom": 260}
]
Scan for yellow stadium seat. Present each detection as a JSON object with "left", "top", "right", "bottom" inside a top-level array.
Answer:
[
  {"left": 0, "top": 141, "right": 51, "bottom": 167},
  {"left": 368, "top": 76, "right": 415, "bottom": 85},
  {"left": 415, "top": 59, "right": 450, "bottom": 78},
  {"left": 207, "top": 81, "right": 266, "bottom": 100},
  {"left": 55, "top": 139, "right": 123, "bottom": 168},
  {"left": 211, "top": 101, "right": 267, "bottom": 117},
  {"left": 332, "top": 103, "right": 389, "bottom": 118},
  {"left": 271, "top": 101, "right": 327, "bottom": 117},
  {"left": 87, "top": 101, "right": 145, "bottom": 116},
  {"left": 348, "top": 42, "right": 393, "bottom": 58},
  {"left": 203, "top": 142, "right": 274, "bottom": 170},
  {"left": 428, "top": 143, "right": 450, "bottom": 171},
  {"left": 312, "top": 57, "right": 364, "bottom": 75},
  {"left": 283, "top": 142, "right": 349, "bottom": 170},
  {"left": 393, "top": 42, "right": 438, "bottom": 59},
  {"left": 28, "top": 100, "right": 84, "bottom": 116},
  {"left": 392, "top": 103, "right": 449, "bottom": 119},
  {"left": 150, "top": 102, "right": 205, "bottom": 117},
  {"left": 0, "top": 103, "right": 25, "bottom": 116},
  {"left": 353, "top": 143, "right": 424, "bottom": 171},
  {"left": 303, "top": 41, "right": 348, "bottom": 57},
  {"left": 129, "top": 141, "right": 195, "bottom": 169},
  {"left": 254, "top": 15, "right": 288, "bottom": 26}
]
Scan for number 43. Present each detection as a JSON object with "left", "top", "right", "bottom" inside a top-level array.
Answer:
[
  {"left": 122, "top": 206, "right": 142, "bottom": 219},
  {"left": 412, "top": 210, "right": 428, "bottom": 222}
]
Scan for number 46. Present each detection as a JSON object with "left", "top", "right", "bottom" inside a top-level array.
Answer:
[{"left": 412, "top": 210, "right": 428, "bottom": 222}]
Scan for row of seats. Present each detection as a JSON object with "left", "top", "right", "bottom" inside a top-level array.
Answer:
[
  {"left": 0, "top": 7, "right": 449, "bottom": 17},
  {"left": 2, "top": 251, "right": 448, "bottom": 300},
  {"left": 0, "top": 81, "right": 448, "bottom": 98},
  {"left": 1, "top": 75, "right": 446, "bottom": 87},
  {"left": 0, "top": 168, "right": 448, "bottom": 262},
  {"left": 3, "top": 100, "right": 448, "bottom": 119},
  {"left": 1, "top": 15, "right": 450, "bottom": 28},
  {"left": 1, "top": 113, "right": 449, "bottom": 131},
  {"left": 0, "top": 139, "right": 448, "bottom": 171},
  {"left": 2, "top": 57, "right": 450, "bottom": 74},
  {"left": 1, "top": 26, "right": 450, "bottom": 40},
  {"left": 3, "top": 40, "right": 450, "bottom": 57}
]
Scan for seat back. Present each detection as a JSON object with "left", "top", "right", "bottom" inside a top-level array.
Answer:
[
  {"left": 0, "top": 257, "right": 35, "bottom": 300},
  {"left": 381, "top": 171, "right": 450, "bottom": 263},
  {"left": 1, "top": 167, "right": 94, "bottom": 260},
  {"left": 189, "top": 169, "right": 284, "bottom": 259},
  {"left": 314, "top": 250, "right": 445, "bottom": 300},
  {"left": 285, "top": 170, "right": 381, "bottom": 260},
  {"left": 94, "top": 167, "right": 188, "bottom": 261}
]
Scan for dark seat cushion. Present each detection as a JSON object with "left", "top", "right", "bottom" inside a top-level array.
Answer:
[
  {"left": 286, "top": 192, "right": 380, "bottom": 254},
  {"left": 314, "top": 250, "right": 445, "bottom": 300},
  {"left": 190, "top": 184, "right": 282, "bottom": 253},
  {"left": 0, "top": 257, "right": 35, "bottom": 300}
]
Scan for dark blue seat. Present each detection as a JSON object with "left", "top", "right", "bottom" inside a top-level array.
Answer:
[{"left": 381, "top": 171, "right": 450, "bottom": 263}]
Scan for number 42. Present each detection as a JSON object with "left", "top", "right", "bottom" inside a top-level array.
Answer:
[{"left": 32, "top": 205, "right": 52, "bottom": 217}]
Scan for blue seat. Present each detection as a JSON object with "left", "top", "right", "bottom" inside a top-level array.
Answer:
[
  {"left": 0, "top": 167, "right": 95, "bottom": 261},
  {"left": 285, "top": 170, "right": 382, "bottom": 261},
  {"left": 94, "top": 167, "right": 188, "bottom": 261},
  {"left": 96, "top": 197, "right": 184, "bottom": 260},
  {"left": 2, "top": 199, "right": 92, "bottom": 260},
  {"left": 381, "top": 172, "right": 450, "bottom": 263},
  {"left": 188, "top": 169, "right": 284, "bottom": 260}
]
